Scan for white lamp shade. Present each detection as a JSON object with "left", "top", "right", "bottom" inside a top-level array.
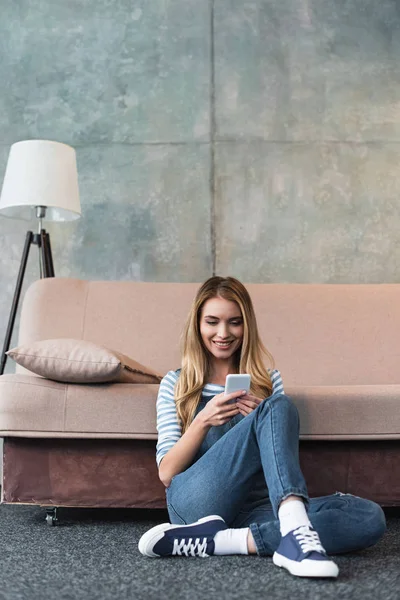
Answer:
[{"left": 0, "top": 140, "right": 81, "bottom": 222}]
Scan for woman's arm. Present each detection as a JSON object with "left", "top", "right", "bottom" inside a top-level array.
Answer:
[
  {"left": 158, "top": 387, "right": 243, "bottom": 488},
  {"left": 156, "top": 371, "right": 242, "bottom": 487},
  {"left": 156, "top": 370, "right": 210, "bottom": 487},
  {"left": 158, "top": 413, "right": 211, "bottom": 488}
]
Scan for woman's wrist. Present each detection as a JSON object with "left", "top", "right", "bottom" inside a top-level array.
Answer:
[{"left": 193, "top": 411, "right": 211, "bottom": 431}]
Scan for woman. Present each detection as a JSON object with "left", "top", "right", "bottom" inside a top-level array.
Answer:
[{"left": 138, "top": 276, "right": 386, "bottom": 578}]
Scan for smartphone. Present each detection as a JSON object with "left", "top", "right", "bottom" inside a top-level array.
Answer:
[{"left": 225, "top": 374, "right": 251, "bottom": 402}]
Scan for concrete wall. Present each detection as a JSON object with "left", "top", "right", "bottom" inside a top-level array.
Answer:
[{"left": 2, "top": 0, "right": 400, "bottom": 360}]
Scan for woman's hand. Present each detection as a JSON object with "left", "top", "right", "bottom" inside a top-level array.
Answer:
[
  {"left": 195, "top": 389, "right": 246, "bottom": 428},
  {"left": 236, "top": 393, "right": 264, "bottom": 416}
]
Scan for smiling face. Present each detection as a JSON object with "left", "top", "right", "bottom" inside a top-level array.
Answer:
[{"left": 199, "top": 296, "right": 244, "bottom": 365}]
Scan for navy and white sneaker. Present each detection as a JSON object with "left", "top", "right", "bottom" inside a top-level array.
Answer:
[
  {"left": 138, "top": 515, "right": 227, "bottom": 558},
  {"left": 273, "top": 525, "right": 339, "bottom": 578}
]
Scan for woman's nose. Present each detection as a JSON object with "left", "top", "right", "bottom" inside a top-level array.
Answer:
[{"left": 217, "top": 323, "right": 229, "bottom": 338}]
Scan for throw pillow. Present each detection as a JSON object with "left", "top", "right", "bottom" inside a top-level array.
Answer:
[{"left": 7, "top": 338, "right": 162, "bottom": 384}]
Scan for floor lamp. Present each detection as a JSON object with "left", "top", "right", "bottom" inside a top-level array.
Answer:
[{"left": 0, "top": 140, "right": 81, "bottom": 375}]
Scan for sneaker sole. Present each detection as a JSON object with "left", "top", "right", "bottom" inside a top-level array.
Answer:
[
  {"left": 273, "top": 551, "right": 339, "bottom": 578},
  {"left": 138, "top": 515, "right": 225, "bottom": 557}
]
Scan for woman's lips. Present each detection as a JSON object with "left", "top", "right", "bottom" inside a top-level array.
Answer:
[{"left": 213, "top": 340, "right": 234, "bottom": 349}]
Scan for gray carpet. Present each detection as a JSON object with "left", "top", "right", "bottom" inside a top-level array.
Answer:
[{"left": 0, "top": 504, "right": 399, "bottom": 600}]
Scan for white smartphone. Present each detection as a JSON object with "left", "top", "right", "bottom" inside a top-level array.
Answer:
[{"left": 225, "top": 374, "right": 251, "bottom": 402}]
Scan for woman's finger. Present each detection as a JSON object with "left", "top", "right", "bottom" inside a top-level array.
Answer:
[
  {"left": 237, "top": 402, "right": 252, "bottom": 415},
  {"left": 243, "top": 394, "right": 263, "bottom": 405},
  {"left": 238, "top": 399, "right": 258, "bottom": 410},
  {"left": 222, "top": 405, "right": 240, "bottom": 417}
]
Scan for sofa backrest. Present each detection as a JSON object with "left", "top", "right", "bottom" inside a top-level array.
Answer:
[{"left": 17, "top": 278, "right": 400, "bottom": 385}]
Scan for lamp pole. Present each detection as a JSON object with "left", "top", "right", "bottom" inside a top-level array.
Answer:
[{"left": 0, "top": 209, "right": 55, "bottom": 375}]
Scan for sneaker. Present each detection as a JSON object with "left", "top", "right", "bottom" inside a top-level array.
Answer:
[
  {"left": 138, "top": 515, "right": 227, "bottom": 558},
  {"left": 273, "top": 525, "right": 339, "bottom": 578}
]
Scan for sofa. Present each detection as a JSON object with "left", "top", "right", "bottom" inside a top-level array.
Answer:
[{"left": 1, "top": 277, "right": 400, "bottom": 525}]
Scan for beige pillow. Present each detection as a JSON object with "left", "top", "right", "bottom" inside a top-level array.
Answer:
[{"left": 7, "top": 339, "right": 162, "bottom": 384}]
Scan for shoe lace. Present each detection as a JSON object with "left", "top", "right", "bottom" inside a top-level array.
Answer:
[
  {"left": 293, "top": 526, "right": 326, "bottom": 555},
  {"left": 172, "top": 537, "right": 209, "bottom": 557}
]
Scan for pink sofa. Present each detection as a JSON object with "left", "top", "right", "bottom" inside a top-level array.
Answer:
[{"left": 1, "top": 278, "right": 399, "bottom": 524}]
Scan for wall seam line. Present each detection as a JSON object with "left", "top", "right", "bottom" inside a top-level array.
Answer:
[{"left": 210, "top": 0, "right": 216, "bottom": 276}]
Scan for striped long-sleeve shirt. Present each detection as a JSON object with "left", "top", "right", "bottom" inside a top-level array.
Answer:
[{"left": 156, "top": 369, "right": 285, "bottom": 467}]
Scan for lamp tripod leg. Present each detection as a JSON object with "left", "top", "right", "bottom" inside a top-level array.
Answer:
[
  {"left": 44, "top": 232, "right": 54, "bottom": 278},
  {"left": 0, "top": 231, "right": 33, "bottom": 375},
  {"left": 39, "top": 230, "right": 47, "bottom": 278},
  {"left": 39, "top": 230, "right": 54, "bottom": 278}
]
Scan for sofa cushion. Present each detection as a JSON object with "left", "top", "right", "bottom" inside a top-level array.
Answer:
[
  {"left": 0, "top": 375, "right": 399, "bottom": 439},
  {"left": 0, "top": 375, "right": 158, "bottom": 438},
  {"left": 7, "top": 339, "right": 162, "bottom": 384},
  {"left": 285, "top": 385, "right": 400, "bottom": 439}
]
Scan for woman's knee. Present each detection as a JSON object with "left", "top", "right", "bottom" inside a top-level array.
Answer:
[
  {"left": 311, "top": 494, "right": 386, "bottom": 554},
  {"left": 340, "top": 494, "right": 387, "bottom": 548},
  {"left": 258, "top": 393, "right": 299, "bottom": 421},
  {"left": 358, "top": 498, "right": 387, "bottom": 546}
]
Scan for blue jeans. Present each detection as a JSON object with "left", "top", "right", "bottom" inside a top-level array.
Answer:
[{"left": 166, "top": 393, "right": 386, "bottom": 556}]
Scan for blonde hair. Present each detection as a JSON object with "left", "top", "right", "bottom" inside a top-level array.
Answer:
[{"left": 175, "top": 276, "right": 275, "bottom": 433}]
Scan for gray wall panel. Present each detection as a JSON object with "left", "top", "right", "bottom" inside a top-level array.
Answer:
[
  {"left": 52, "top": 143, "right": 212, "bottom": 281},
  {"left": 215, "top": 0, "right": 400, "bottom": 141},
  {"left": 215, "top": 140, "right": 400, "bottom": 282},
  {"left": 0, "top": 1, "right": 211, "bottom": 144}
]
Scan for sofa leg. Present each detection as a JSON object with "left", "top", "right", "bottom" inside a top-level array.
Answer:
[{"left": 45, "top": 507, "right": 58, "bottom": 527}]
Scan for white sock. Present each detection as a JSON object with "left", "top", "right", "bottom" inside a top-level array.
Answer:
[
  {"left": 278, "top": 499, "right": 311, "bottom": 536},
  {"left": 213, "top": 528, "right": 249, "bottom": 555}
]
